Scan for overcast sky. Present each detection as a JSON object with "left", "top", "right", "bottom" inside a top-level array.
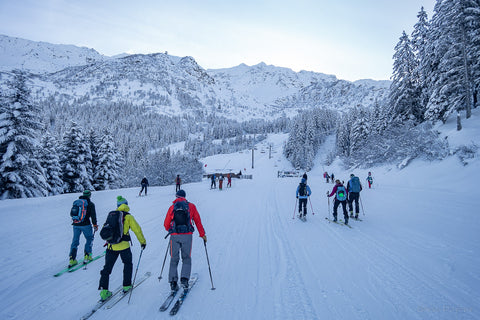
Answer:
[{"left": 0, "top": 0, "right": 436, "bottom": 81}]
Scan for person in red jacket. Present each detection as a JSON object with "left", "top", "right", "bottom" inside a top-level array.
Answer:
[{"left": 164, "top": 189, "right": 207, "bottom": 291}]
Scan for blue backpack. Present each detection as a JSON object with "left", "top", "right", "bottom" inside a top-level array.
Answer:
[
  {"left": 349, "top": 176, "right": 361, "bottom": 192},
  {"left": 336, "top": 186, "right": 347, "bottom": 201},
  {"left": 70, "top": 199, "right": 88, "bottom": 224}
]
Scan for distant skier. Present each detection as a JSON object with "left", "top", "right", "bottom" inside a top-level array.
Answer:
[
  {"left": 98, "top": 196, "right": 146, "bottom": 301},
  {"left": 366, "top": 172, "right": 373, "bottom": 189},
  {"left": 347, "top": 173, "right": 362, "bottom": 219},
  {"left": 68, "top": 190, "right": 98, "bottom": 267},
  {"left": 219, "top": 175, "right": 224, "bottom": 190},
  {"left": 303, "top": 172, "right": 308, "bottom": 181},
  {"left": 327, "top": 180, "right": 349, "bottom": 225},
  {"left": 227, "top": 173, "right": 232, "bottom": 188},
  {"left": 164, "top": 190, "right": 207, "bottom": 291},
  {"left": 139, "top": 176, "right": 149, "bottom": 196},
  {"left": 296, "top": 178, "right": 312, "bottom": 219},
  {"left": 210, "top": 174, "right": 216, "bottom": 189},
  {"left": 175, "top": 175, "right": 182, "bottom": 192},
  {"left": 331, "top": 173, "right": 335, "bottom": 183},
  {"left": 326, "top": 173, "right": 330, "bottom": 183}
]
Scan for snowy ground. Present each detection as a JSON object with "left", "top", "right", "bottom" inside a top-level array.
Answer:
[{"left": 1, "top": 130, "right": 479, "bottom": 319}]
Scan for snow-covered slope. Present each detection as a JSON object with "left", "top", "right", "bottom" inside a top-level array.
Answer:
[
  {"left": 0, "top": 34, "right": 107, "bottom": 73},
  {"left": 0, "top": 126, "right": 478, "bottom": 319}
]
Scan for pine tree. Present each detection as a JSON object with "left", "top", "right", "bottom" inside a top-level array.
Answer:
[
  {"left": 60, "top": 121, "right": 93, "bottom": 193},
  {"left": 411, "top": 7, "right": 430, "bottom": 112},
  {"left": 93, "top": 130, "right": 119, "bottom": 190},
  {"left": 0, "top": 71, "right": 49, "bottom": 199},
  {"left": 39, "top": 133, "right": 64, "bottom": 195},
  {"left": 389, "top": 31, "right": 422, "bottom": 123},
  {"left": 424, "top": 0, "right": 479, "bottom": 123}
]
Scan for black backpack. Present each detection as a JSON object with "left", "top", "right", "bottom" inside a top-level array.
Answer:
[
  {"left": 100, "top": 211, "right": 130, "bottom": 244},
  {"left": 171, "top": 201, "right": 195, "bottom": 234},
  {"left": 298, "top": 183, "right": 307, "bottom": 196}
]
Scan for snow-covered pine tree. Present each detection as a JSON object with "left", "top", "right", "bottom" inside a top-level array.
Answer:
[
  {"left": 411, "top": 6, "right": 430, "bottom": 113},
  {"left": 60, "top": 121, "right": 94, "bottom": 193},
  {"left": 424, "top": 0, "right": 479, "bottom": 124},
  {"left": 93, "top": 130, "right": 119, "bottom": 190},
  {"left": 0, "top": 70, "right": 49, "bottom": 199},
  {"left": 389, "top": 31, "right": 422, "bottom": 123},
  {"left": 39, "top": 133, "right": 64, "bottom": 195},
  {"left": 349, "top": 108, "right": 370, "bottom": 157}
]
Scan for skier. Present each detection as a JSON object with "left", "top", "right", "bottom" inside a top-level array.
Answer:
[
  {"left": 69, "top": 190, "right": 98, "bottom": 267},
  {"left": 164, "top": 190, "right": 207, "bottom": 291},
  {"left": 98, "top": 196, "right": 147, "bottom": 301},
  {"left": 327, "top": 180, "right": 349, "bottom": 225},
  {"left": 302, "top": 172, "right": 308, "bottom": 181},
  {"left": 326, "top": 173, "right": 330, "bottom": 183},
  {"left": 219, "top": 175, "right": 224, "bottom": 190},
  {"left": 296, "top": 178, "right": 312, "bottom": 219},
  {"left": 331, "top": 173, "right": 335, "bottom": 183},
  {"left": 227, "top": 173, "right": 232, "bottom": 188},
  {"left": 139, "top": 176, "right": 149, "bottom": 196},
  {"left": 210, "top": 174, "right": 216, "bottom": 189},
  {"left": 366, "top": 172, "right": 373, "bottom": 189},
  {"left": 347, "top": 173, "right": 362, "bottom": 219},
  {"left": 175, "top": 175, "right": 182, "bottom": 192}
]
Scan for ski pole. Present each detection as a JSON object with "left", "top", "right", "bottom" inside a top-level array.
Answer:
[
  {"left": 292, "top": 198, "right": 298, "bottom": 219},
  {"left": 203, "top": 240, "right": 216, "bottom": 290},
  {"left": 158, "top": 234, "right": 171, "bottom": 281},
  {"left": 360, "top": 194, "right": 365, "bottom": 216},
  {"left": 327, "top": 191, "right": 330, "bottom": 219},
  {"left": 128, "top": 247, "right": 144, "bottom": 304},
  {"left": 308, "top": 197, "right": 315, "bottom": 215}
]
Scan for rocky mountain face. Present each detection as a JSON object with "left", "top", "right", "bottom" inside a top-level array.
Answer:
[{"left": 1, "top": 34, "right": 390, "bottom": 121}]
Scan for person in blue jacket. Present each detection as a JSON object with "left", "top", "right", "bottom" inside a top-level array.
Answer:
[{"left": 296, "top": 178, "right": 312, "bottom": 219}]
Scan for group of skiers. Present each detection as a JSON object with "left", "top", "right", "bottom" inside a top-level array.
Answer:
[
  {"left": 297, "top": 172, "right": 371, "bottom": 225},
  {"left": 67, "top": 188, "right": 207, "bottom": 302},
  {"left": 210, "top": 173, "right": 232, "bottom": 190}
]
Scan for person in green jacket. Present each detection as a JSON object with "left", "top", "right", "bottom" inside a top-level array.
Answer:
[{"left": 98, "top": 196, "right": 147, "bottom": 301}]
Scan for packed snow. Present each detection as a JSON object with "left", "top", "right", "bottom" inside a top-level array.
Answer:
[{"left": 1, "top": 130, "right": 479, "bottom": 319}]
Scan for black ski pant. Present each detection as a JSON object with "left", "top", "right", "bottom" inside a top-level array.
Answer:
[
  {"left": 139, "top": 185, "right": 147, "bottom": 195},
  {"left": 99, "top": 248, "right": 133, "bottom": 290},
  {"left": 176, "top": 184, "right": 181, "bottom": 192},
  {"left": 298, "top": 198, "right": 308, "bottom": 216},
  {"left": 348, "top": 192, "right": 360, "bottom": 215},
  {"left": 333, "top": 199, "right": 349, "bottom": 222}
]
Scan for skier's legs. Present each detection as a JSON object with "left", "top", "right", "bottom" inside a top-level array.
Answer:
[
  {"left": 179, "top": 234, "right": 193, "bottom": 281},
  {"left": 99, "top": 249, "right": 120, "bottom": 290},
  {"left": 69, "top": 226, "right": 82, "bottom": 259},
  {"left": 299, "top": 198, "right": 307, "bottom": 216},
  {"left": 348, "top": 194, "right": 354, "bottom": 214},
  {"left": 168, "top": 236, "right": 182, "bottom": 282},
  {"left": 341, "top": 201, "right": 349, "bottom": 222},
  {"left": 333, "top": 199, "right": 340, "bottom": 219},
  {"left": 119, "top": 248, "right": 133, "bottom": 287},
  {"left": 353, "top": 193, "right": 360, "bottom": 214},
  {"left": 81, "top": 225, "right": 94, "bottom": 255}
]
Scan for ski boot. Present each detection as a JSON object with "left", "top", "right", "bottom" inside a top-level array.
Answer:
[
  {"left": 68, "top": 259, "right": 78, "bottom": 268},
  {"left": 100, "top": 289, "right": 112, "bottom": 301},
  {"left": 123, "top": 285, "right": 132, "bottom": 293},
  {"left": 181, "top": 277, "right": 189, "bottom": 290},
  {"left": 83, "top": 253, "right": 93, "bottom": 263},
  {"left": 170, "top": 281, "right": 179, "bottom": 292}
]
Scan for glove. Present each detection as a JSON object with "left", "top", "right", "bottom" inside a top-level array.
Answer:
[
  {"left": 141, "top": 243, "right": 146, "bottom": 250},
  {"left": 93, "top": 225, "right": 98, "bottom": 232},
  {"left": 202, "top": 235, "right": 207, "bottom": 243}
]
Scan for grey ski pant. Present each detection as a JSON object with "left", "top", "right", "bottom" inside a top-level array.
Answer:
[{"left": 168, "top": 234, "right": 193, "bottom": 283}]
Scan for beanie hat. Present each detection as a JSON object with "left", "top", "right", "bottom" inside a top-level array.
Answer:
[
  {"left": 117, "top": 196, "right": 128, "bottom": 207},
  {"left": 176, "top": 189, "right": 186, "bottom": 198},
  {"left": 350, "top": 173, "right": 355, "bottom": 177},
  {"left": 83, "top": 190, "right": 91, "bottom": 197}
]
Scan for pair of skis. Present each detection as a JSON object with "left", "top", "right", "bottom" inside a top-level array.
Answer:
[
  {"left": 80, "top": 271, "right": 151, "bottom": 320},
  {"left": 325, "top": 217, "right": 353, "bottom": 228},
  {"left": 159, "top": 273, "right": 198, "bottom": 315},
  {"left": 53, "top": 251, "right": 106, "bottom": 277}
]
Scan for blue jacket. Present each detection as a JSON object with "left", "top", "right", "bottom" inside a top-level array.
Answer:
[{"left": 296, "top": 184, "right": 312, "bottom": 199}]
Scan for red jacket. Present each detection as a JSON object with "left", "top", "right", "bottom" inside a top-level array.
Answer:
[{"left": 164, "top": 197, "right": 205, "bottom": 237}]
